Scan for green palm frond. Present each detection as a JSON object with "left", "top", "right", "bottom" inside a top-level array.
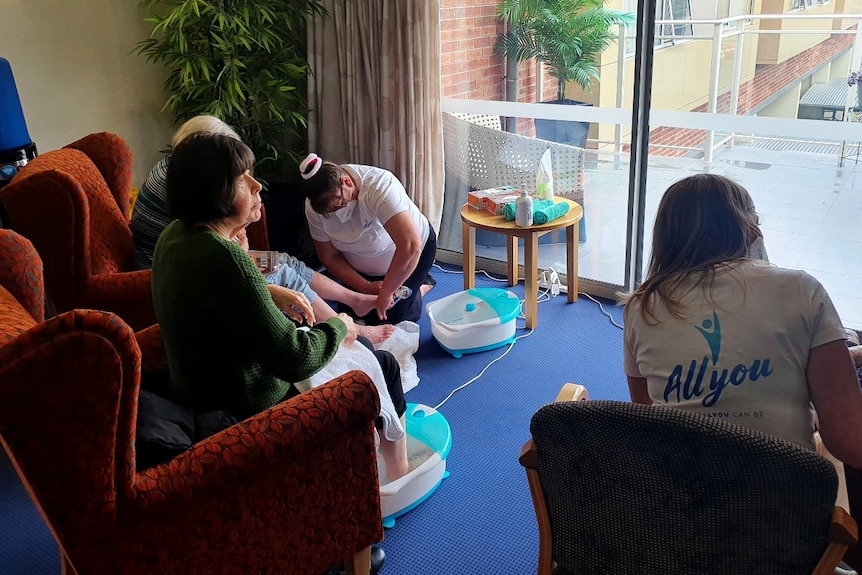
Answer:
[
  {"left": 495, "top": 0, "right": 635, "bottom": 99},
  {"left": 135, "top": 0, "right": 325, "bottom": 184}
]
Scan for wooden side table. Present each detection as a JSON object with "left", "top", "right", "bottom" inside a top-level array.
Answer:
[{"left": 460, "top": 197, "right": 584, "bottom": 328}]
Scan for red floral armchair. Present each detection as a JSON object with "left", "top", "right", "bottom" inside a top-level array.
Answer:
[
  {"left": 0, "top": 132, "right": 155, "bottom": 330},
  {"left": 0, "top": 228, "right": 384, "bottom": 575}
]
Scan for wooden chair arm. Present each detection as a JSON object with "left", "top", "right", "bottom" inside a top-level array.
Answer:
[
  {"left": 519, "top": 438, "right": 538, "bottom": 470},
  {"left": 831, "top": 506, "right": 858, "bottom": 548},
  {"left": 813, "top": 506, "right": 859, "bottom": 575},
  {"left": 555, "top": 383, "right": 589, "bottom": 403}
]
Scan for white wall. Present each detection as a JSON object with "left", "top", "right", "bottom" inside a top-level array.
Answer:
[{"left": 1, "top": 0, "right": 174, "bottom": 187}]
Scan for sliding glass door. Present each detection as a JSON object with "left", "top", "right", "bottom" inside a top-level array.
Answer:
[{"left": 439, "top": 1, "right": 862, "bottom": 327}]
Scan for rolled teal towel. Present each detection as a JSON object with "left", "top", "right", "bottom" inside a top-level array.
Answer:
[
  {"left": 502, "top": 199, "right": 555, "bottom": 221},
  {"left": 533, "top": 201, "right": 570, "bottom": 225}
]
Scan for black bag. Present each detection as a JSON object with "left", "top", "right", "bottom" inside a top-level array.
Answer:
[{"left": 136, "top": 390, "right": 238, "bottom": 470}]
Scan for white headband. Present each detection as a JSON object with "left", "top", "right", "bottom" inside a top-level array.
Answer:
[{"left": 300, "top": 153, "right": 322, "bottom": 180}]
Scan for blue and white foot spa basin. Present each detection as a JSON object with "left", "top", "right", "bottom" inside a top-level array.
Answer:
[
  {"left": 379, "top": 403, "right": 452, "bottom": 528},
  {"left": 426, "top": 287, "right": 520, "bottom": 358}
]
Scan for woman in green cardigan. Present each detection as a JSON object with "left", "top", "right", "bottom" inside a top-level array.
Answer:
[{"left": 152, "top": 132, "right": 409, "bottom": 483}]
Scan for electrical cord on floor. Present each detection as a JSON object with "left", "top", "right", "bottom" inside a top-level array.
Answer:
[
  {"left": 433, "top": 328, "right": 534, "bottom": 411},
  {"left": 427, "top": 262, "right": 622, "bottom": 409},
  {"left": 578, "top": 292, "right": 624, "bottom": 330},
  {"left": 431, "top": 262, "right": 507, "bottom": 283},
  {"left": 430, "top": 262, "right": 622, "bottom": 328}
]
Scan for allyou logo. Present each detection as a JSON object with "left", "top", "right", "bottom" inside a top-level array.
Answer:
[
  {"left": 663, "top": 310, "right": 773, "bottom": 407},
  {"left": 694, "top": 311, "right": 721, "bottom": 365}
]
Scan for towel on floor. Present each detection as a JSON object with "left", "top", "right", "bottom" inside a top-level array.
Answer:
[
  {"left": 374, "top": 321, "right": 421, "bottom": 393},
  {"left": 533, "top": 200, "right": 570, "bottom": 224},
  {"left": 294, "top": 339, "right": 405, "bottom": 441}
]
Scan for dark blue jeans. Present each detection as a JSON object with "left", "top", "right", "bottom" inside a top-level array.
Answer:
[{"left": 345, "top": 226, "right": 437, "bottom": 326}]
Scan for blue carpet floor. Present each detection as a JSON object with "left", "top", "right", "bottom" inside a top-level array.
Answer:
[
  {"left": 379, "top": 262, "right": 626, "bottom": 575},
  {"left": 0, "top": 261, "right": 626, "bottom": 575},
  {"left": 0, "top": 446, "right": 58, "bottom": 575}
]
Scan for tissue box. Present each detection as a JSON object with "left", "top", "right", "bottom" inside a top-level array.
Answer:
[
  {"left": 484, "top": 192, "right": 524, "bottom": 216},
  {"left": 467, "top": 186, "right": 533, "bottom": 215},
  {"left": 467, "top": 186, "right": 518, "bottom": 212},
  {"left": 247, "top": 250, "right": 281, "bottom": 274}
]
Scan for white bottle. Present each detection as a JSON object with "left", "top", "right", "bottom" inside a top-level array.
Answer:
[
  {"left": 394, "top": 286, "right": 412, "bottom": 301},
  {"left": 515, "top": 188, "right": 533, "bottom": 227},
  {"left": 463, "top": 302, "right": 480, "bottom": 323}
]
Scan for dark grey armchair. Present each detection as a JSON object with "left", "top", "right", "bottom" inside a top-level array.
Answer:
[{"left": 520, "top": 388, "right": 857, "bottom": 575}]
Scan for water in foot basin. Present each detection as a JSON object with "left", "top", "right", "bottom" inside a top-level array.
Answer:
[{"left": 378, "top": 434, "right": 434, "bottom": 485}]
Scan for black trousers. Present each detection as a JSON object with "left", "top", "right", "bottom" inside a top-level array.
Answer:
[
  {"left": 357, "top": 336, "right": 407, "bottom": 422},
  {"left": 344, "top": 226, "right": 438, "bottom": 326},
  {"left": 280, "top": 338, "right": 406, "bottom": 422}
]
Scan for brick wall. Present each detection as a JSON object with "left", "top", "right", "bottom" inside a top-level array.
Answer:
[
  {"left": 440, "top": 1, "right": 553, "bottom": 105},
  {"left": 440, "top": 1, "right": 505, "bottom": 100}
]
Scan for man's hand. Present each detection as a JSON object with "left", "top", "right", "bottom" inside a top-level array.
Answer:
[
  {"left": 376, "top": 291, "right": 396, "bottom": 321},
  {"left": 267, "top": 285, "right": 315, "bottom": 325}
]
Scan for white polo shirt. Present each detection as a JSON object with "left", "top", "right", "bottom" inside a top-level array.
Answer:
[{"left": 306, "top": 165, "right": 430, "bottom": 276}]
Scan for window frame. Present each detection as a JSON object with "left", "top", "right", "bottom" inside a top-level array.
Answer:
[{"left": 655, "top": 0, "right": 694, "bottom": 47}]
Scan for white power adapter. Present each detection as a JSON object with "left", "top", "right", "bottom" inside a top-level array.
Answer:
[
  {"left": 548, "top": 268, "right": 561, "bottom": 296},
  {"left": 537, "top": 267, "right": 562, "bottom": 296}
]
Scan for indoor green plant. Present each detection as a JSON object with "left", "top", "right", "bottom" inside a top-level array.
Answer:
[
  {"left": 495, "top": 0, "right": 634, "bottom": 146},
  {"left": 136, "top": 0, "right": 323, "bottom": 185}
]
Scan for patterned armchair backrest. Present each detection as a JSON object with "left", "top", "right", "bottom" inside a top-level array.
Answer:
[
  {"left": 0, "top": 308, "right": 140, "bottom": 558},
  {"left": 0, "top": 285, "right": 37, "bottom": 345},
  {"left": 65, "top": 132, "right": 133, "bottom": 217},
  {"left": 2, "top": 146, "right": 135, "bottom": 278},
  {"left": 0, "top": 228, "right": 44, "bottom": 324}
]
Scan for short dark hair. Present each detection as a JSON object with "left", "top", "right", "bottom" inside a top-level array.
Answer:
[
  {"left": 302, "top": 160, "right": 345, "bottom": 214},
  {"left": 166, "top": 132, "right": 255, "bottom": 225}
]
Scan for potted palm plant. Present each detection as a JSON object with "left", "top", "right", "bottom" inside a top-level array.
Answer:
[
  {"left": 136, "top": 0, "right": 323, "bottom": 185},
  {"left": 495, "top": 0, "right": 634, "bottom": 147}
]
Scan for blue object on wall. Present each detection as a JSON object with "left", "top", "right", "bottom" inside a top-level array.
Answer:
[
  {"left": 0, "top": 57, "right": 32, "bottom": 152},
  {"left": 0, "top": 58, "right": 37, "bottom": 196},
  {"left": 0, "top": 58, "right": 32, "bottom": 152}
]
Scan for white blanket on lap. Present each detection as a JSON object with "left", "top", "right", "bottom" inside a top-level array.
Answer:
[
  {"left": 293, "top": 340, "right": 405, "bottom": 441},
  {"left": 374, "top": 321, "right": 420, "bottom": 393}
]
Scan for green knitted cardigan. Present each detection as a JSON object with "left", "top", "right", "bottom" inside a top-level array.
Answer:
[{"left": 152, "top": 221, "right": 346, "bottom": 418}]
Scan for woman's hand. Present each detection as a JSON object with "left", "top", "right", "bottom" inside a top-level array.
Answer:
[
  {"left": 232, "top": 228, "right": 250, "bottom": 252},
  {"left": 267, "top": 285, "right": 315, "bottom": 325},
  {"left": 334, "top": 312, "right": 358, "bottom": 345}
]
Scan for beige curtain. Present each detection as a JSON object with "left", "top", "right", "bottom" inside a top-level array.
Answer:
[{"left": 308, "top": 0, "right": 444, "bottom": 231}]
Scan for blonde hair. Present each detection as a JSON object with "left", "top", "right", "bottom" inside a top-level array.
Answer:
[{"left": 172, "top": 115, "right": 240, "bottom": 148}]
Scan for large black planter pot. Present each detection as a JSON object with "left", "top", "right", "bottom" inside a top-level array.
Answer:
[
  {"left": 534, "top": 99, "right": 592, "bottom": 149},
  {"left": 532, "top": 98, "right": 590, "bottom": 243},
  {"left": 262, "top": 182, "right": 319, "bottom": 268}
]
